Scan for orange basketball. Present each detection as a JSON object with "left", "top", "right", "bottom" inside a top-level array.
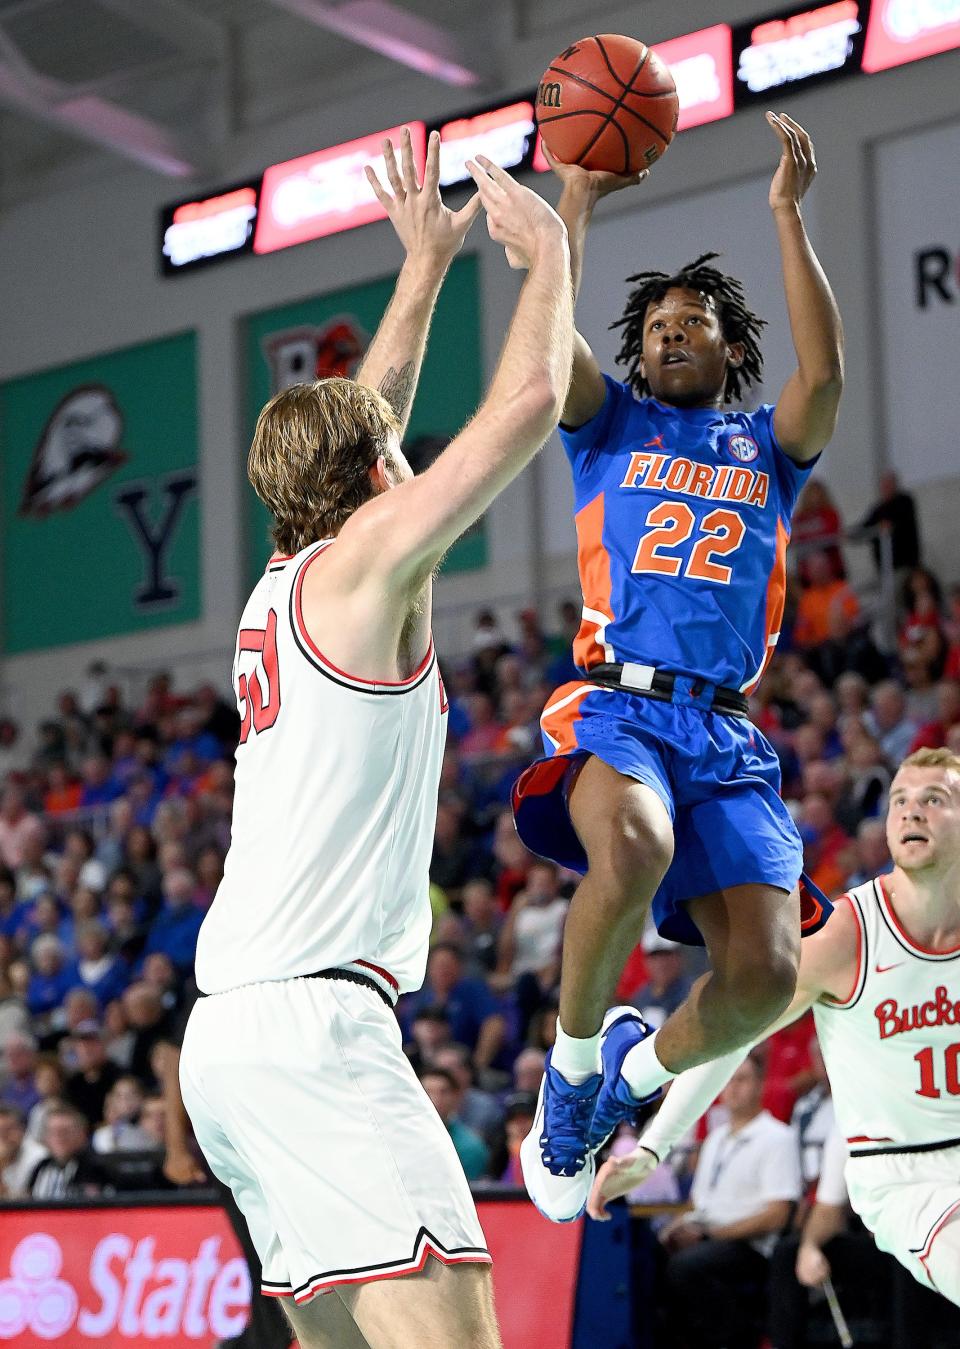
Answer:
[{"left": 536, "top": 34, "right": 679, "bottom": 175}]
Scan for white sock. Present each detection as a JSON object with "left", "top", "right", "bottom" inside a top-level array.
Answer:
[
  {"left": 552, "top": 1019, "right": 601, "bottom": 1084},
  {"left": 621, "top": 1030, "right": 677, "bottom": 1099}
]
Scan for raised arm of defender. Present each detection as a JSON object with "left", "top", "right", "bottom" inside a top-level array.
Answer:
[
  {"left": 356, "top": 128, "right": 483, "bottom": 435},
  {"left": 340, "top": 157, "right": 573, "bottom": 588},
  {"left": 587, "top": 899, "right": 861, "bottom": 1219}
]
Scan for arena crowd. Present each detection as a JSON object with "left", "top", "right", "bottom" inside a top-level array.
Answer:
[{"left": 1, "top": 474, "right": 959, "bottom": 1344}]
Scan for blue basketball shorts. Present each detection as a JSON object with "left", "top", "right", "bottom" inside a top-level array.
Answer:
[{"left": 512, "top": 680, "right": 831, "bottom": 946}]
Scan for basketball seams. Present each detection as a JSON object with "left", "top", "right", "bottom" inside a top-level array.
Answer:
[
  {"left": 592, "top": 35, "right": 630, "bottom": 91},
  {"left": 572, "top": 49, "right": 653, "bottom": 172}
]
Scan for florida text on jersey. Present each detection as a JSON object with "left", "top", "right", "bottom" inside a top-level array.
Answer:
[{"left": 563, "top": 376, "right": 815, "bottom": 692}]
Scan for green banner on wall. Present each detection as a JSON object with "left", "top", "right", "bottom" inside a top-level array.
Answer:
[
  {"left": 0, "top": 333, "right": 200, "bottom": 653},
  {"left": 245, "top": 253, "right": 484, "bottom": 586}
]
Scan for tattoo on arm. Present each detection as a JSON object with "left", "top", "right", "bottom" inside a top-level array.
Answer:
[{"left": 378, "top": 362, "right": 415, "bottom": 420}]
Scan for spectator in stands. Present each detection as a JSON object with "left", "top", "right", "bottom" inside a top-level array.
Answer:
[
  {"left": 790, "top": 1038, "right": 834, "bottom": 1192},
  {"left": 26, "top": 1053, "right": 66, "bottom": 1142},
  {"left": 75, "top": 921, "right": 128, "bottom": 1006},
  {"left": 910, "top": 679, "right": 960, "bottom": 752},
  {"left": 766, "top": 1125, "right": 883, "bottom": 1349},
  {"left": 899, "top": 566, "right": 945, "bottom": 666},
  {"left": 0, "top": 785, "right": 43, "bottom": 870},
  {"left": 459, "top": 693, "right": 506, "bottom": 758},
  {"left": 430, "top": 1043, "right": 503, "bottom": 1144},
  {"left": 500, "top": 1090, "right": 538, "bottom": 1186},
  {"left": 1, "top": 1030, "right": 40, "bottom": 1116},
  {"left": 194, "top": 845, "right": 224, "bottom": 910},
  {"left": 419, "top": 1066, "right": 490, "bottom": 1182},
  {"left": 0, "top": 1104, "right": 47, "bottom": 1197},
  {"left": 835, "top": 733, "right": 890, "bottom": 831},
  {"left": 493, "top": 862, "right": 566, "bottom": 1032},
  {"left": 42, "top": 763, "right": 82, "bottom": 816},
  {"left": 806, "top": 604, "right": 889, "bottom": 687},
  {"left": 0, "top": 719, "right": 26, "bottom": 780},
  {"left": 429, "top": 803, "right": 486, "bottom": 894},
  {"left": 63, "top": 827, "right": 107, "bottom": 894},
  {"left": 141, "top": 953, "right": 179, "bottom": 1012},
  {"left": 122, "top": 983, "right": 171, "bottom": 1088},
  {"left": 0, "top": 967, "right": 29, "bottom": 1046},
  {"left": 901, "top": 644, "right": 940, "bottom": 723},
  {"left": 793, "top": 480, "right": 845, "bottom": 582},
  {"left": 65, "top": 1021, "right": 123, "bottom": 1128},
  {"left": 16, "top": 833, "right": 53, "bottom": 903},
  {"left": 138, "top": 1093, "right": 167, "bottom": 1151},
  {"left": 628, "top": 930, "right": 693, "bottom": 1029},
  {"left": 793, "top": 550, "right": 860, "bottom": 651},
  {"left": 460, "top": 878, "right": 503, "bottom": 977},
  {"left": 28, "top": 1104, "right": 109, "bottom": 1198},
  {"left": 845, "top": 818, "right": 893, "bottom": 888},
  {"left": 660, "top": 1053, "right": 802, "bottom": 1349},
  {"left": 866, "top": 680, "right": 920, "bottom": 766},
  {"left": 25, "top": 936, "right": 75, "bottom": 1021},
  {"left": 834, "top": 670, "right": 870, "bottom": 719},
  {"left": 92, "top": 1076, "right": 154, "bottom": 1153},
  {"left": 401, "top": 943, "right": 506, "bottom": 1074},
  {"left": 143, "top": 868, "right": 204, "bottom": 974},
  {"left": 512, "top": 1046, "right": 546, "bottom": 1095},
  {"left": 858, "top": 470, "right": 921, "bottom": 578},
  {"left": 77, "top": 754, "right": 124, "bottom": 809}
]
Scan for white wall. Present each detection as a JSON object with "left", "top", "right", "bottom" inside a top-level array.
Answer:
[{"left": 1, "top": 1, "right": 959, "bottom": 726}]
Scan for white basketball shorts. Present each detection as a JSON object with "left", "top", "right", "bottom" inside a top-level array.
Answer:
[
  {"left": 846, "top": 1142, "right": 960, "bottom": 1299},
  {"left": 179, "top": 974, "right": 490, "bottom": 1305}
]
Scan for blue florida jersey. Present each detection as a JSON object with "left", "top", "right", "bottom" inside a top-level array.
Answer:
[{"left": 561, "top": 376, "right": 816, "bottom": 693}]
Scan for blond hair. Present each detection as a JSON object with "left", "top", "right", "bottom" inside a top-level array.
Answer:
[
  {"left": 899, "top": 747, "right": 960, "bottom": 774},
  {"left": 248, "top": 378, "right": 400, "bottom": 555}
]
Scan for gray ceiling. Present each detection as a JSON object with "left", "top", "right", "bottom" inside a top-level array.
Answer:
[{"left": 0, "top": 0, "right": 554, "bottom": 201}]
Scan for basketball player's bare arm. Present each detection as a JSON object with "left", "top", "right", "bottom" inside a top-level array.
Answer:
[
  {"left": 545, "top": 145, "right": 646, "bottom": 429},
  {"left": 358, "top": 128, "right": 483, "bottom": 435},
  {"left": 337, "top": 161, "right": 573, "bottom": 591},
  {"left": 586, "top": 898, "right": 861, "bottom": 1219},
  {"left": 766, "top": 113, "right": 844, "bottom": 463}
]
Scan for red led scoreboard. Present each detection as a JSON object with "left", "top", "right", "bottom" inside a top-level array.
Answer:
[{"left": 159, "top": 0, "right": 960, "bottom": 274}]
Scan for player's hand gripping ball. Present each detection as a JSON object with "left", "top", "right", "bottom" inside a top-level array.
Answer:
[{"left": 536, "top": 34, "right": 679, "bottom": 175}]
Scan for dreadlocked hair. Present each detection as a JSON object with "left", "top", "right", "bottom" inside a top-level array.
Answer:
[{"left": 612, "top": 252, "right": 767, "bottom": 404}]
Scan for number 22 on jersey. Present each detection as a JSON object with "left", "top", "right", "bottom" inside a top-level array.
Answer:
[
  {"left": 632, "top": 503, "right": 746, "bottom": 584},
  {"left": 237, "top": 609, "right": 281, "bottom": 744}
]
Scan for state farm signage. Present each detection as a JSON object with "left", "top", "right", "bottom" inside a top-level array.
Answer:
[{"left": 0, "top": 1207, "right": 247, "bottom": 1345}]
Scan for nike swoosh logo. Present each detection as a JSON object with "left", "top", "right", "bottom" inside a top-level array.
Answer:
[{"left": 875, "top": 962, "right": 903, "bottom": 974}]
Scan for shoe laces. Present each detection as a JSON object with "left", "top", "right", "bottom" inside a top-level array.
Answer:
[{"left": 539, "top": 1087, "right": 595, "bottom": 1176}]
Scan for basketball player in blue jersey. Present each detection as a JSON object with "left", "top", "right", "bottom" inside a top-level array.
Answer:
[{"left": 514, "top": 112, "right": 846, "bottom": 1221}]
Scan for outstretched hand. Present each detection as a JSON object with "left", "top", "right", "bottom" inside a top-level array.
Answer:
[
  {"left": 543, "top": 142, "right": 648, "bottom": 200},
  {"left": 365, "top": 127, "right": 483, "bottom": 268},
  {"left": 466, "top": 155, "right": 566, "bottom": 269},
  {"left": 766, "top": 111, "right": 817, "bottom": 211},
  {"left": 587, "top": 1145, "right": 660, "bottom": 1220}
]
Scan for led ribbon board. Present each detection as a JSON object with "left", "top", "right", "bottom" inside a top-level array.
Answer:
[
  {"left": 254, "top": 122, "right": 427, "bottom": 254},
  {"left": 160, "top": 183, "right": 260, "bottom": 275},
  {"left": 733, "top": 0, "right": 868, "bottom": 101}
]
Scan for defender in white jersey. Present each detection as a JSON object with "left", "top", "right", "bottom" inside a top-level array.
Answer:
[
  {"left": 588, "top": 747, "right": 960, "bottom": 1305},
  {"left": 179, "top": 130, "right": 574, "bottom": 1349}
]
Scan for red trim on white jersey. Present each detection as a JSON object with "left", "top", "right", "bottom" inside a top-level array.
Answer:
[
  {"left": 878, "top": 877, "right": 960, "bottom": 959},
  {"left": 916, "top": 1197, "right": 960, "bottom": 1292},
  {"left": 291, "top": 543, "right": 435, "bottom": 693},
  {"left": 260, "top": 1229, "right": 491, "bottom": 1303},
  {"left": 822, "top": 892, "right": 868, "bottom": 1010},
  {"left": 343, "top": 960, "right": 399, "bottom": 1006}
]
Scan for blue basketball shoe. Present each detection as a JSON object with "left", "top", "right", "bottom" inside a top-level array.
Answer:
[
  {"left": 519, "top": 1050, "right": 600, "bottom": 1223},
  {"left": 589, "top": 1006, "right": 662, "bottom": 1151}
]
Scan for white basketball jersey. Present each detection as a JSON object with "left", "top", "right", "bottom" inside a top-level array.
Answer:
[
  {"left": 194, "top": 539, "right": 447, "bottom": 999},
  {"left": 814, "top": 878, "right": 960, "bottom": 1154}
]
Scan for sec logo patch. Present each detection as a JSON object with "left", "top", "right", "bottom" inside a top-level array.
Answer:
[{"left": 728, "top": 434, "right": 759, "bottom": 463}]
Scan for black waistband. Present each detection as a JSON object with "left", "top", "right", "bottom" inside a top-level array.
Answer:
[
  {"left": 586, "top": 664, "right": 749, "bottom": 718},
  {"left": 199, "top": 967, "right": 394, "bottom": 1010},
  {"left": 849, "top": 1135, "right": 960, "bottom": 1159}
]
